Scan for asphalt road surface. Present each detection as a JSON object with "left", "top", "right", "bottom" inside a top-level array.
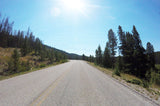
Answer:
[{"left": 0, "top": 60, "right": 157, "bottom": 106}]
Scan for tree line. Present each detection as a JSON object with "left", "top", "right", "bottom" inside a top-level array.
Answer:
[
  {"left": 92, "top": 25, "right": 159, "bottom": 85},
  {"left": 0, "top": 14, "right": 67, "bottom": 75}
]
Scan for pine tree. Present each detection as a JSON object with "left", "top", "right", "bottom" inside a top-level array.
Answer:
[
  {"left": 108, "top": 29, "right": 117, "bottom": 68},
  {"left": 82, "top": 54, "right": 85, "bottom": 60},
  {"left": 95, "top": 45, "right": 102, "bottom": 65},
  {"left": 49, "top": 49, "right": 55, "bottom": 63},
  {"left": 11, "top": 48, "right": 20, "bottom": 72},
  {"left": 118, "top": 26, "right": 126, "bottom": 55},
  {"left": 146, "top": 42, "right": 155, "bottom": 69},
  {"left": 124, "top": 32, "right": 135, "bottom": 74},
  {"left": 28, "top": 32, "right": 35, "bottom": 52},
  {"left": 21, "top": 36, "right": 29, "bottom": 56},
  {"left": 98, "top": 45, "right": 102, "bottom": 65},
  {"left": 115, "top": 55, "right": 123, "bottom": 72},
  {"left": 17, "top": 30, "right": 21, "bottom": 47},
  {"left": 103, "top": 42, "right": 111, "bottom": 68},
  {"left": 55, "top": 51, "right": 60, "bottom": 62},
  {"left": 95, "top": 49, "right": 98, "bottom": 64},
  {"left": 40, "top": 46, "right": 47, "bottom": 61},
  {"left": 89, "top": 55, "right": 94, "bottom": 62},
  {"left": 0, "top": 17, "right": 14, "bottom": 48},
  {"left": 132, "top": 25, "right": 142, "bottom": 48},
  {"left": 132, "top": 26, "right": 147, "bottom": 78}
]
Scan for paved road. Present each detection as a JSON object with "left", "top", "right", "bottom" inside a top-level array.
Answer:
[{"left": 0, "top": 60, "right": 156, "bottom": 106}]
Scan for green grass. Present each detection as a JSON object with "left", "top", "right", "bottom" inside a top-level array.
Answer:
[{"left": 0, "top": 60, "right": 68, "bottom": 81}]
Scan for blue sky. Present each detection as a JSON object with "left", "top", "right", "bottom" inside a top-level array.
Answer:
[{"left": 0, "top": 0, "right": 160, "bottom": 56}]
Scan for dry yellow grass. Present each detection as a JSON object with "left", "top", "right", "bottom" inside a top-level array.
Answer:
[
  {"left": 0, "top": 47, "right": 58, "bottom": 75},
  {"left": 0, "top": 47, "right": 15, "bottom": 63},
  {"left": 0, "top": 47, "right": 45, "bottom": 69},
  {"left": 88, "top": 62, "right": 113, "bottom": 75},
  {"left": 121, "top": 73, "right": 141, "bottom": 81},
  {"left": 88, "top": 62, "right": 140, "bottom": 81},
  {"left": 0, "top": 61, "right": 68, "bottom": 81}
]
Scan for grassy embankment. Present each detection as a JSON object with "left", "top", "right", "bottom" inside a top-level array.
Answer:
[
  {"left": 88, "top": 62, "right": 160, "bottom": 100},
  {"left": 0, "top": 61, "right": 68, "bottom": 81},
  {"left": 0, "top": 47, "right": 68, "bottom": 81}
]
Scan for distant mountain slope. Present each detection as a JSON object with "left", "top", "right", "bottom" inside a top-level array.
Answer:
[
  {"left": 53, "top": 48, "right": 82, "bottom": 60},
  {"left": 44, "top": 45, "right": 82, "bottom": 60}
]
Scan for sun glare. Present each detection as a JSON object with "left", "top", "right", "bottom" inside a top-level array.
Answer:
[{"left": 62, "top": 0, "right": 85, "bottom": 11}]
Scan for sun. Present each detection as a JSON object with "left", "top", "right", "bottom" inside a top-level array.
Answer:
[{"left": 62, "top": 0, "right": 85, "bottom": 11}]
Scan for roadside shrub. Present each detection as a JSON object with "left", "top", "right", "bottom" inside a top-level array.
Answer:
[
  {"left": 7, "top": 60, "right": 14, "bottom": 72},
  {"left": 40, "top": 64, "right": 46, "bottom": 68},
  {"left": 142, "top": 80, "right": 149, "bottom": 88},
  {"left": 60, "top": 59, "right": 68, "bottom": 63},
  {"left": 132, "top": 79, "right": 141, "bottom": 85},
  {"left": 126, "top": 79, "right": 142, "bottom": 85},
  {"left": 113, "top": 67, "right": 120, "bottom": 76},
  {"left": 19, "top": 61, "right": 31, "bottom": 72},
  {"left": 150, "top": 71, "right": 160, "bottom": 85}
]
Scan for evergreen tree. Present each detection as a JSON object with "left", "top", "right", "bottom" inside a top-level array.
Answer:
[
  {"left": 118, "top": 25, "right": 126, "bottom": 55},
  {"left": 146, "top": 42, "right": 155, "bottom": 69},
  {"left": 95, "top": 45, "right": 102, "bottom": 65},
  {"left": 108, "top": 29, "right": 117, "bottom": 68},
  {"left": 28, "top": 32, "right": 35, "bottom": 52},
  {"left": 132, "top": 26, "right": 147, "bottom": 78},
  {"left": 124, "top": 32, "right": 135, "bottom": 74},
  {"left": 103, "top": 42, "right": 111, "bottom": 68},
  {"left": 95, "top": 49, "right": 98, "bottom": 64},
  {"left": 91, "top": 55, "right": 95, "bottom": 62},
  {"left": 116, "top": 56, "right": 123, "bottom": 72},
  {"left": 98, "top": 45, "right": 103, "bottom": 65},
  {"left": 11, "top": 48, "right": 20, "bottom": 72},
  {"left": 21, "top": 36, "right": 29, "bottom": 56},
  {"left": 89, "top": 55, "right": 94, "bottom": 62},
  {"left": 40, "top": 46, "right": 47, "bottom": 61},
  {"left": 82, "top": 54, "right": 85, "bottom": 60},
  {"left": 35, "top": 38, "right": 42, "bottom": 55},
  {"left": 132, "top": 25, "right": 142, "bottom": 48},
  {"left": 0, "top": 17, "right": 14, "bottom": 47},
  {"left": 17, "top": 30, "right": 21, "bottom": 47},
  {"left": 54, "top": 51, "right": 60, "bottom": 62},
  {"left": 49, "top": 49, "right": 55, "bottom": 63}
]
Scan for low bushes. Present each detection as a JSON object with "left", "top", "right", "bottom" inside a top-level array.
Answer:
[
  {"left": 126, "top": 79, "right": 142, "bottom": 85},
  {"left": 39, "top": 64, "right": 46, "bottom": 68},
  {"left": 126, "top": 79, "right": 149, "bottom": 88},
  {"left": 113, "top": 67, "right": 120, "bottom": 76}
]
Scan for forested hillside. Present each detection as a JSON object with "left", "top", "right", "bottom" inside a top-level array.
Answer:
[
  {"left": 45, "top": 46, "right": 82, "bottom": 60},
  {"left": 0, "top": 14, "right": 81, "bottom": 76}
]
